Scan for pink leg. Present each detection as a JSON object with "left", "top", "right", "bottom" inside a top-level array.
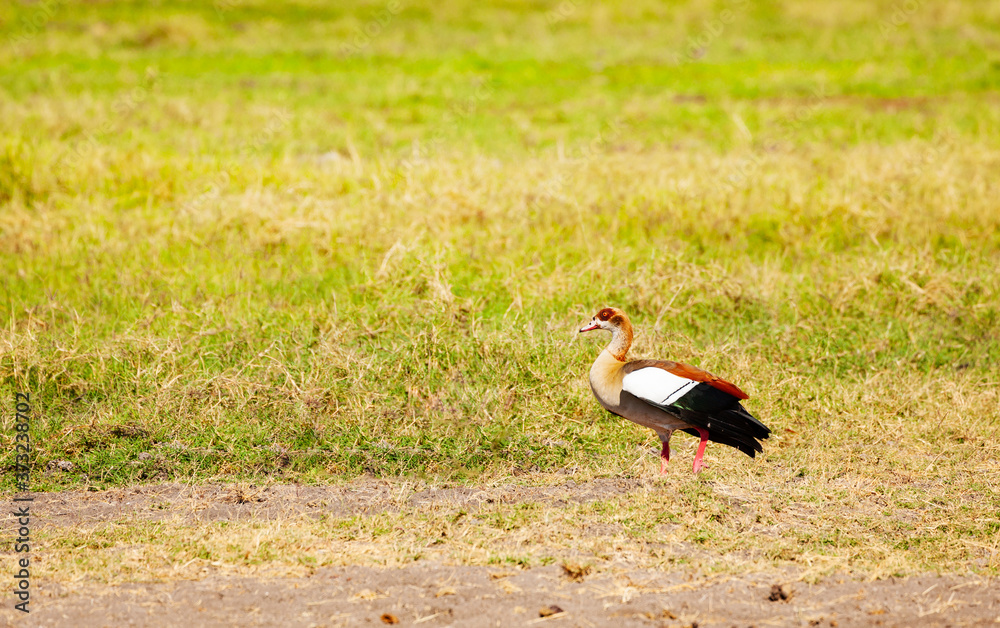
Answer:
[
  {"left": 659, "top": 441, "right": 670, "bottom": 475},
  {"left": 692, "top": 428, "right": 710, "bottom": 474}
]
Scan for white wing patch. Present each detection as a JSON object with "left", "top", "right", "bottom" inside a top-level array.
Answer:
[{"left": 622, "top": 367, "right": 698, "bottom": 407}]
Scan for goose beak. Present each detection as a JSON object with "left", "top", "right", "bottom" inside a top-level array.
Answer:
[{"left": 579, "top": 320, "right": 600, "bottom": 333}]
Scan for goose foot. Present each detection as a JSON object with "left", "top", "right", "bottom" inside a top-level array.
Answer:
[{"left": 692, "top": 428, "right": 710, "bottom": 474}]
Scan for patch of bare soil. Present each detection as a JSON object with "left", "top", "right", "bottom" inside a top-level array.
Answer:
[
  {"left": 9, "top": 564, "right": 997, "bottom": 627},
  {"left": 26, "top": 478, "right": 654, "bottom": 528},
  {"left": 4, "top": 481, "right": 997, "bottom": 626}
]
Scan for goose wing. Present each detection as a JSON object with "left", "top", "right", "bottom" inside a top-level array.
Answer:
[
  {"left": 621, "top": 359, "right": 747, "bottom": 413},
  {"left": 622, "top": 359, "right": 770, "bottom": 457}
]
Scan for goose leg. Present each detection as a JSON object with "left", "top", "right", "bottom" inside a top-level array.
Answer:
[
  {"left": 692, "top": 428, "right": 710, "bottom": 474},
  {"left": 658, "top": 431, "right": 672, "bottom": 475}
]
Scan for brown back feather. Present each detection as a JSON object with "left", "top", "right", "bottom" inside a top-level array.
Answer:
[{"left": 623, "top": 359, "right": 749, "bottom": 400}]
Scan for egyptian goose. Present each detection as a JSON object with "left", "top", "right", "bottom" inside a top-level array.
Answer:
[{"left": 580, "top": 307, "right": 770, "bottom": 474}]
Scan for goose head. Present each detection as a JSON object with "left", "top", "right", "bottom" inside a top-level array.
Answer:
[
  {"left": 579, "top": 307, "right": 630, "bottom": 334},
  {"left": 580, "top": 307, "right": 635, "bottom": 361}
]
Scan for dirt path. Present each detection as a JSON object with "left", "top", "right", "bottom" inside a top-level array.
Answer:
[
  {"left": 10, "top": 564, "right": 997, "bottom": 627},
  {"left": 11, "top": 478, "right": 654, "bottom": 528},
  {"left": 3, "top": 481, "right": 997, "bottom": 626}
]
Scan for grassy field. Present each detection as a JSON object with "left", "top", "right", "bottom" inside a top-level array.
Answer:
[{"left": 2, "top": 0, "right": 999, "bottom": 586}]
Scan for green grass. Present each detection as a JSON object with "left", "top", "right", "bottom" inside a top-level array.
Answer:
[{"left": 0, "top": 0, "right": 999, "bottom": 578}]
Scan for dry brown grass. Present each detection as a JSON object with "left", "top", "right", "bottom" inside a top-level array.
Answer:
[
  {"left": 2, "top": 0, "right": 999, "bottom": 591},
  {"left": 5, "top": 140, "right": 1000, "bottom": 585}
]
